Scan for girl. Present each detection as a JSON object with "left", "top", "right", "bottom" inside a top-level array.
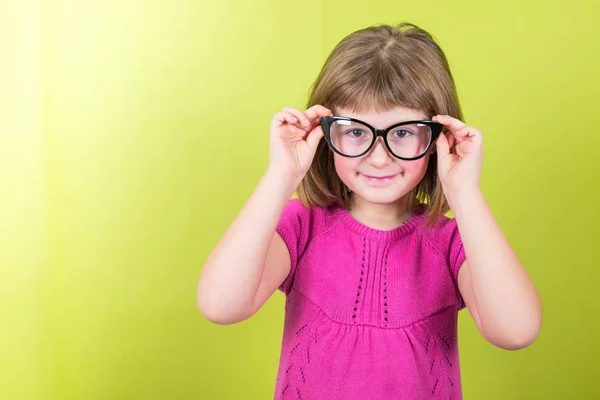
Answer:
[{"left": 198, "top": 23, "right": 542, "bottom": 399}]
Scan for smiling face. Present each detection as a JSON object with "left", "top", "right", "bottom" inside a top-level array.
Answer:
[{"left": 332, "top": 106, "right": 432, "bottom": 206}]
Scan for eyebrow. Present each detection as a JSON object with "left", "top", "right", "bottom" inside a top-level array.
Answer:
[{"left": 337, "top": 116, "right": 430, "bottom": 127}]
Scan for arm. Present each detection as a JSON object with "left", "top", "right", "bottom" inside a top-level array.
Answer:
[
  {"left": 197, "top": 169, "right": 298, "bottom": 325},
  {"left": 451, "top": 189, "right": 542, "bottom": 350},
  {"left": 433, "top": 114, "right": 542, "bottom": 350},
  {"left": 197, "top": 105, "right": 332, "bottom": 325}
]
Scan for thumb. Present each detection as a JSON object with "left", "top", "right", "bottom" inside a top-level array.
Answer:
[
  {"left": 436, "top": 132, "right": 451, "bottom": 164},
  {"left": 306, "top": 125, "right": 324, "bottom": 151}
]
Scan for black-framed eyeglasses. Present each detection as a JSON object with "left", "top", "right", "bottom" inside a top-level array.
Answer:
[{"left": 319, "top": 116, "right": 443, "bottom": 160}]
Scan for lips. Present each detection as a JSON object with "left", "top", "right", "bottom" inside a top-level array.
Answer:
[
  {"left": 364, "top": 174, "right": 398, "bottom": 179},
  {"left": 360, "top": 173, "right": 400, "bottom": 183}
]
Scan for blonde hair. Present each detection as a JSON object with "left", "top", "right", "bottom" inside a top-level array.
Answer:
[{"left": 297, "top": 23, "right": 464, "bottom": 226}]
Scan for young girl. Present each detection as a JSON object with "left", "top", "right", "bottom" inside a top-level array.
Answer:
[{"left": 198, "top": 23, "right": 542, "bottom": 399}]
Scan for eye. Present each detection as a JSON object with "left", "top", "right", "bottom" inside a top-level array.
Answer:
[
  {"left": 393, "top": 129, "right": 413, "bottom": 138},
  {"left": 345, "top": 129, "right": 367, "bottom": 138}
]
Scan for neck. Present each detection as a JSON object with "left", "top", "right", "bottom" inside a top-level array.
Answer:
[{"left": 349, "top": 194, "right": 417, "bottom": 231}]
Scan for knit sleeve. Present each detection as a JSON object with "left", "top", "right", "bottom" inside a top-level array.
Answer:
[
  {"left": 443, "top": 218, "right": 467, "bottom": 309},
  {"left": 276, "top": 199, "right": 311, "bottom": 295}
]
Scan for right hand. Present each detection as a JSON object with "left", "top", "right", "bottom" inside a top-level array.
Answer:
[{"left": 268, "top": 105, "right": 333, "bottom": 180}]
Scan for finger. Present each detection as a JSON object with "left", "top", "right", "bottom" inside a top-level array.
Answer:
[
  {"left": 446, "top": 131, "right": 456, "bottom": 150},
  {"left": 306, "top": 125, "right": 324, "bottom": 150},
  {"left": 436, "top": 131, "right": 451, "bottom": 161},
  {"left": 453, "top": 125, "right": 478, "bottom": 139},
  {"left": 305, "top": 105, "right": 333, "bottom": 122},
  {"left": 282, "top": 107, "right": 311, "bottom": 128},
  {"left": 433, "top": 114, "right": 467, "bottom": 134},
  {"left": 453, "top": 125, "right": 483, "bottom": 149},
  {"left": 288, "top": 124, "right": 312, "bottom": 137},
  {"left": 274, "top": 111, "right": 300, "bottom": 127}
]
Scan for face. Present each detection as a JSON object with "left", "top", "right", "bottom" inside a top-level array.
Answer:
[{"left": 332, "top": 106, "right": 432, "bottom": 206}]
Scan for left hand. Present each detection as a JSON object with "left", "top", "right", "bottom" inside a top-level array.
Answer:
[{"left": 432, "top": 115, "right": 484, "bottom": 196}]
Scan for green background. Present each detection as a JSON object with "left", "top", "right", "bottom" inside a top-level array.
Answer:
[{"left": 1, "top": 0, "right": 599, "bottom": 398}]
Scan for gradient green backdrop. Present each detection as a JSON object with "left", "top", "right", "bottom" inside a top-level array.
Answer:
[{"left": 1, "top": 0, "right": 599, "bottom": 398}]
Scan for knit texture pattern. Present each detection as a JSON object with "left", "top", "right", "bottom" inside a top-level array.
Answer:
[{"left": 274, "top": 199, "right": 467, "bottom": 400}]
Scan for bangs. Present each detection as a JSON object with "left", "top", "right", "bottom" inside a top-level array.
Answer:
[{"left": 328, "top": 59, "right": 436, "bottom": 117}]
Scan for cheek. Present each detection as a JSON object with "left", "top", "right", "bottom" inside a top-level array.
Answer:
[
  {"left": 333, "top": 155, "right": 358, "bottom": 181},
  {"left": 401, "top": 157, "right": 430, "bottom": 181}
]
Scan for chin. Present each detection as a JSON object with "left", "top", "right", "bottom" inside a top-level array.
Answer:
[{"left": 351, "top": 186, "right": 411, "bottom": 205}]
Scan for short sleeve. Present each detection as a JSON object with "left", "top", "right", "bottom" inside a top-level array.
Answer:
[
  {"left": 441, "top": 218, "right": 467, "bottom": 309},
  {"left": 275, "top": 199, "right": 311, "bottom": 295}
]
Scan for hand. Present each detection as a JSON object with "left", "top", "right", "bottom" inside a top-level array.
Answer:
[
  {"left": 268, "top": 105, "right": 333, "bottom": 180},
  {"left": 432, "top": 115, "right": 484, "bottom": 197}
]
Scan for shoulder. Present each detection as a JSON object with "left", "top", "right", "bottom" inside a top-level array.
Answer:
[
  {"left": 278, "top": 198, "right": 341, "bottom": 240},
  {"left": 280, "top": 198, "right": 311, "bottom": 223},
  {"left": 415, "top": 208, "right": 462, "bottom": 255}
]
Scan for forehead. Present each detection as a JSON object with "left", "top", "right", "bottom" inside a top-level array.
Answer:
[{"left": 335, "top": 106, "right": 428, "bottom": 128}]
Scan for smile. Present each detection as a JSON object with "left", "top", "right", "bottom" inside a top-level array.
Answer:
[{"left": 360, "top": 173, "right": 400, "bottom": 184}]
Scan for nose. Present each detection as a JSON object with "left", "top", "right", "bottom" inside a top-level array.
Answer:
[{"left": 366, "top": 137, "right": 393, "bottom": 167}]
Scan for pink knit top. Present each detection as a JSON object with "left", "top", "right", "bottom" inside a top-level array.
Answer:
[{"left": 274, "top": 199, "right": 467, "bottom": 399}]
